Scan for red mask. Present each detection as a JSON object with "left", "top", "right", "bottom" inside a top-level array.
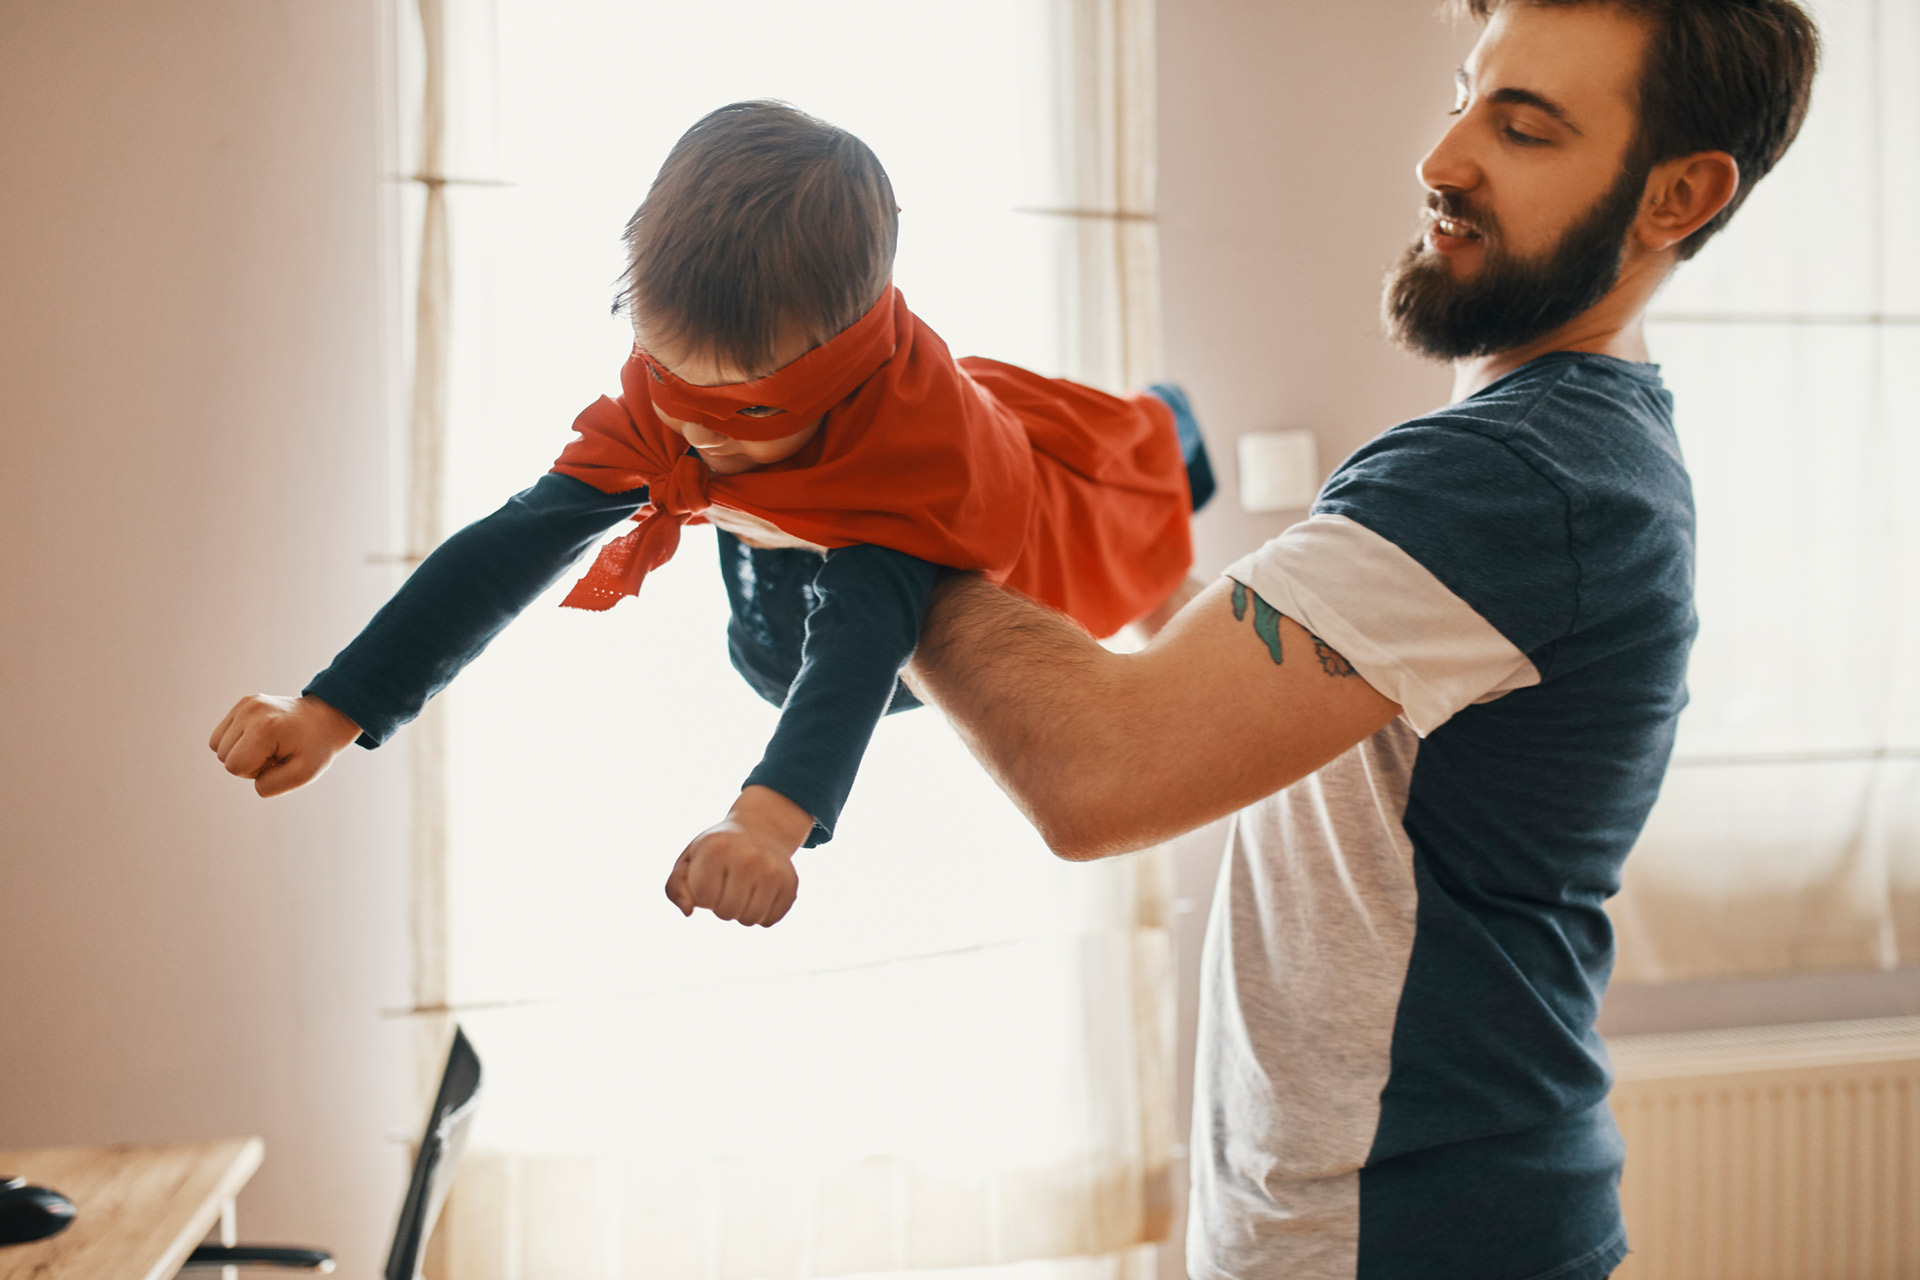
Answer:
[{"left": 635, "top": 286, "right": 900, "bottom": 441}]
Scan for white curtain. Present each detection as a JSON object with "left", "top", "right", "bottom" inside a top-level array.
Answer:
[
  {"left": 390, "top": 1, "right": 1175, "bottom": 1276},
  {"left": 1607, "top": 0, "right": 1920, "bottom": 982}
]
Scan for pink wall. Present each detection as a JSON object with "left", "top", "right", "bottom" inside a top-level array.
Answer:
[
  {"left": 0, "top": 0, "right": 413, "bottom": 1270},
  {"left": 1163, "top": 4, "right": 1466, "bottom": 583}
]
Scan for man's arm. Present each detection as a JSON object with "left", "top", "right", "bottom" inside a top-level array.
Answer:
[{"left": 908, "top": 574, "right": 1402, "bottom": 859}]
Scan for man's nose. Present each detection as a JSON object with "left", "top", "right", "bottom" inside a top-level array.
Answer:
[{"left": 1416, "top": 114, "right": 1481, "bottom": 196}]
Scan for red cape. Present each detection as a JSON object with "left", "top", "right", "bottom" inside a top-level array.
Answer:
[{"left": 551, "top": 288, "right": 1191, "bottom": 639}]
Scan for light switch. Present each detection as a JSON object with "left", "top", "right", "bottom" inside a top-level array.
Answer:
[{"left": 1237, "top": 429, "right": 1320, "bottom": 514}]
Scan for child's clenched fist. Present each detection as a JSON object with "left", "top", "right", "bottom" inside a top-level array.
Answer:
[
  {"left": 664, "top": 785, "right": 814, "bottom": 927},
  {"left": 209, "top": 693, "right": 363, "bottom": 797}
]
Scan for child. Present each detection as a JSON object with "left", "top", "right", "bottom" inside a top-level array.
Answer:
[{"left": 209, "top": 101, "right": 1213, "bottom": 928}]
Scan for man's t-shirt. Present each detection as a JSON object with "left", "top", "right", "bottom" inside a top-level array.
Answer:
[{"left": 1190, "top": 353, "right": 1695, "bottom": 1280}]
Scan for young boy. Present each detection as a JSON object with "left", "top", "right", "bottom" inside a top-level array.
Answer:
[{"left": 209, "top": 101, "right": 1213, "bottom": 928}]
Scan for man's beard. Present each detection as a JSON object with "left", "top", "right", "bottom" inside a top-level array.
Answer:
[{"left": 1383, "top": 162, "right": 1649, "bottom": 362}]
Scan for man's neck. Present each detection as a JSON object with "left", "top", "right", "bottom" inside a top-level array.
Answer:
[
  {"left": 1448, "top": 250, "right": 1667, "bottom": 403},
  {"left": 1449, "top": 316, "right": 1650, "bottom": 402}
]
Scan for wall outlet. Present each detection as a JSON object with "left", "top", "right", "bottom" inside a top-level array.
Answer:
[{"left": 1237, "top": 429, "right": 1320, "bottom": 513}]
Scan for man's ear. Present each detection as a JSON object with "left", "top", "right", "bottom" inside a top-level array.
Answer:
[{"left": 1636, "top": 151, "right": 1741, "bottom": 254}]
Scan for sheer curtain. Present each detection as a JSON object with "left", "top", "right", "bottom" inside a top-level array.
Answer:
[
  {"left": 1607, "top": 0, "right": 1920, "bottom": 982},
  {"left": 390, "top": 2, "right": 1176, "bottom": 1277}
]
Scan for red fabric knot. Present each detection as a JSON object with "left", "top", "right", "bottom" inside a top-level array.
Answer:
[{"left": 558, "top": 437, "right": 713, "bottom": 612}]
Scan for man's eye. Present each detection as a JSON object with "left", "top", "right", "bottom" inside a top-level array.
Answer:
[
  {"left": 1504, "top": 126, "right": 1546, "bottom": 146},
  {"left": 736, "top": 406, "right": 787, "bottom": 418}
]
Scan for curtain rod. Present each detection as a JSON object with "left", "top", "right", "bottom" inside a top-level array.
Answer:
[
  {"left": 1011, "top": 206, "right": 1157, "bottom": 222},
  {"left": 382, "top": 173, "right": 515, "bottom": 188}
]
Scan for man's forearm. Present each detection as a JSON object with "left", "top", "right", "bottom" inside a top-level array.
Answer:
[
  {"left": 907, "top": 575, "right": 1136, "bottom": 858},
  {"left": 909, "top": 573, "right": 1404, "bottom": 860}
]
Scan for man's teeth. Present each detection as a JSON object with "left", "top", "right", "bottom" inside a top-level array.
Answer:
[{"left": 1436, "top": 216, "right": 1478, "bottom": 239}]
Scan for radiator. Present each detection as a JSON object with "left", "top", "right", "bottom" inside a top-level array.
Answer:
[{"left": 1608, "top": 1016, "right": 1920, "bottom": 1280}]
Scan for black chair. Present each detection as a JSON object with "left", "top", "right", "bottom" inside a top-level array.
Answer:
[{"left": 183, "top": 1026, "right": 483, "bottom": 1277}]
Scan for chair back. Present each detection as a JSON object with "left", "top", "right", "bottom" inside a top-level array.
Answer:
[{"left": 384, "top": 1026, "right": 482, "bottom": 1280}]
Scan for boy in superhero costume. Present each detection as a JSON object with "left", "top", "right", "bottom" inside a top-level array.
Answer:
[{"left": 209, "top": 101, "right": 1213, "bottom": 927}]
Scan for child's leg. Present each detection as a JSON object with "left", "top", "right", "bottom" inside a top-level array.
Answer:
[
  {"left": 1146, "top": 382, "right": 1216, "bottom": 514},
  {"left": 1128, "top": 383, "right": 1214, "bottom": 640}
]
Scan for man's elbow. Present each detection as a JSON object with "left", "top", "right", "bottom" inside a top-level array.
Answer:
[
  {"left": 1028, "top": 796, "right": 1150, "bottom": 862},
  {"left": 1039, "top": 826, "right": 1105, "bottom": 862},
  {"left": 1005, "top": 735, "right": 1159, "bottom": 861}
]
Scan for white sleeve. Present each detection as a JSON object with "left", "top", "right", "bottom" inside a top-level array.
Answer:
[{"left": 1223, "top": 514, "right": 1539, "bottom": 736}]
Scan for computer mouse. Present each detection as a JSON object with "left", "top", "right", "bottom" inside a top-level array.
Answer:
[{"left": 0, "top": 1177, "right": 77, "bottom": 1245}]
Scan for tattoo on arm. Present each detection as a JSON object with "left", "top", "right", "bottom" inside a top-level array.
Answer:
[
  {"left": 1225, "top": 583, "right": 1356, "bottom": 676},
  {"left": 1311, "top": 633, "right": 1358, "bottom": 677},
  {"left": 1230, "top": 581, "right": 1284, "bottom": 665}
]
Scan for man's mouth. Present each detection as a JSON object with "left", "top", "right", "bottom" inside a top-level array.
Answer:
[{"left": 1431, "top": 213, "right": 1482, "bottom": 241}]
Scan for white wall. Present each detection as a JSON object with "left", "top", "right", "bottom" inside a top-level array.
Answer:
[{"left": 0, "top": 1, "right": 414, "bottom": 1272}]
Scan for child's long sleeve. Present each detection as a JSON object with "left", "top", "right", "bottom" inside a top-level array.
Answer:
[
  {"left": 304, "top": 473, "right": 938, "bottom": 848},
  {"left": 304, "top": 473, "right": 646, "bottom": 744},
  {"left": 741, "top": 543, "right": 941, "bottom": 847}
]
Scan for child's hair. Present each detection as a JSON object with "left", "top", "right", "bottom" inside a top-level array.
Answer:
[{"left": 617, "top": 101, "right": 899, "bottom": 376}]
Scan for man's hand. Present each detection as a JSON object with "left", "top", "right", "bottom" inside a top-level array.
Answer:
[
  {"left": 209, "top": 693, "right": 363, "bottom": 797},
  {"left": 663, "top": 785, "right": 814, "bottom": 927}
]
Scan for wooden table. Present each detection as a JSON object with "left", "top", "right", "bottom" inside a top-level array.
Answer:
[{"left": 0, "top": 1138, "right": 263, "bottom": 1280}]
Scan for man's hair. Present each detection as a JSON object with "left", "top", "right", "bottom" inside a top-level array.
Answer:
[
  {"left": 617, "top": 101, "right": 898, "bottom": 373},
  {"left": 1452, "top": 0, "right": 1819, "bottom": 259}
]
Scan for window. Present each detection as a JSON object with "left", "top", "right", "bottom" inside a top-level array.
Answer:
[
  {"left": 1609, "top": 0, "right": 1920, "bottom": 982},
  {"left": 389, "top": 1, "right": 1175, "bottom": 1276}
]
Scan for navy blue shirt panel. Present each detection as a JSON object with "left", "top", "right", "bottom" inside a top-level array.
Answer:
[
  {"left": 1359, "top": 1101, "right": 1628, "bottom": 1280},
  {"left": 1319, "top": 357, "right": 1693, "bottom": 1272}
]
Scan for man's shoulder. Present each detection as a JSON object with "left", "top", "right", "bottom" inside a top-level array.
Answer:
[
  {"left": 1378, "top": 352, "right": 1683, "bottom": 493},
  {"left": 1239, "top": 352, "right": 1692, "bottom": 703},
  {"left": 1323, "top": 351, "right": 1691, "bottom": 572}
]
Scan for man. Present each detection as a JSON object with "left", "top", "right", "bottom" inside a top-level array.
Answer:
[{"left": 907, "top": 1, "right": 1819, "bottom": 1276}]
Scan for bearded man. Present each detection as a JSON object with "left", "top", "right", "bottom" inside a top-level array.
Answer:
[{"left": 906, "top": 1, "right": 1821, "bottom": 1277}]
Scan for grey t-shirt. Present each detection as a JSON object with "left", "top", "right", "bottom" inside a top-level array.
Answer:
[{"left": 1191, "top": 354, "right": 1695, "bottom": 1280}]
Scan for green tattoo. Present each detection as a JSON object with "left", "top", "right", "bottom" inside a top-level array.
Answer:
[
  {"left": 1230, "top": 581, "right": 1284, "bottom": 665},
  {"left": 1311, "top": 633, "right": 1358, "bottom": 677}
]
